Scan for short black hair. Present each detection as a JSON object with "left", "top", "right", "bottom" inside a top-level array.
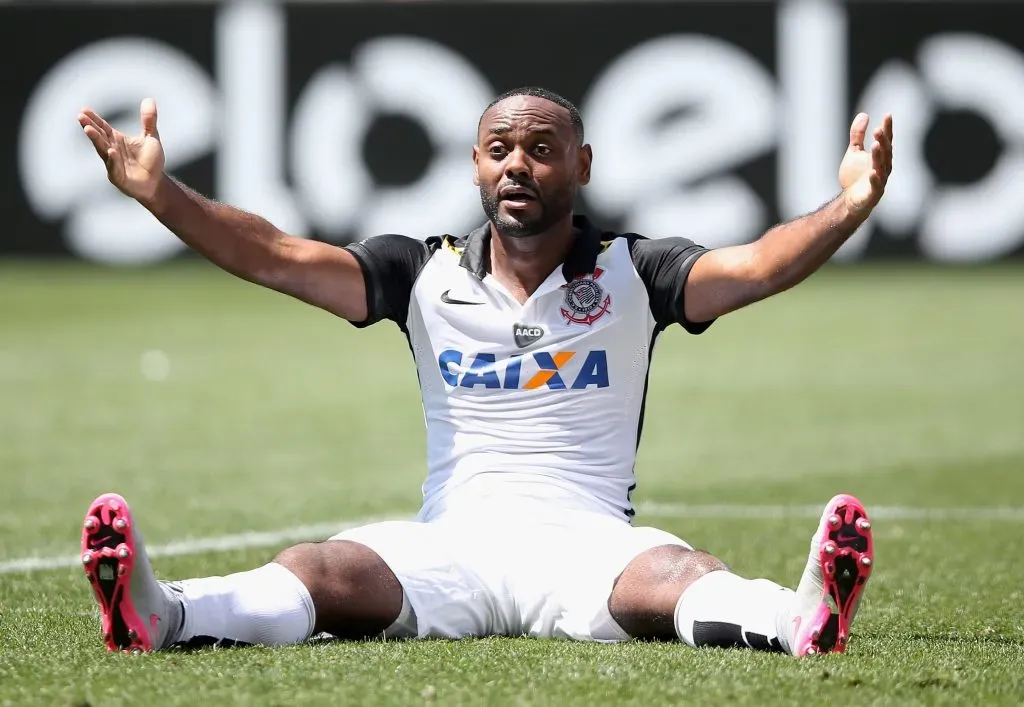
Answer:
[{"left": 480, "top": 86, "right": 584, "bottom": 145}]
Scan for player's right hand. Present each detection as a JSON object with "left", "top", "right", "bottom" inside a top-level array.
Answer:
[{"left": 78, "top": 98, "right": 165, "bottom": 207}]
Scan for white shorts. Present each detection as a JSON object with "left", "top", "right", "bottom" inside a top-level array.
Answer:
[{"left": 330, "top": 510, "right": 691, "bottom": 642}]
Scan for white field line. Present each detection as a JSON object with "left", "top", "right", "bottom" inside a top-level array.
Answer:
[
  {"left": 2, "top": 504, "right": 1022, "bottom": 575},
  {"left": 0, "top": 514, "right": 407, "bottom": 575},
  {"left": 635, "top": 502, "right": 1024, "bottom": 522}
]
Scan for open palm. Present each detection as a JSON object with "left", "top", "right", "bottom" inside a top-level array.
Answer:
[
  {"left": 838, "top": 112, "right": 893, "bottom": 217},
  {"left": 78, "top": 98, "right": 165, "bottom": 205}
]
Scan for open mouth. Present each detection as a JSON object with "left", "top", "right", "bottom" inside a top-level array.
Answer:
[{"left": 499, "top": 186, "right": 537, "bottom": 204}]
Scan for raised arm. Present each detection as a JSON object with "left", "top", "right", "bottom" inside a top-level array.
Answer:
[
  {"left": 78, "top": 98, "right": 368, "bottom": 321},
  {"left": 683, "top": 113, "right": 893, "bottom": 324}
]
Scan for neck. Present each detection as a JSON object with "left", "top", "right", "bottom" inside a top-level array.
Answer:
[{"left": 488, "top": 214, "right": 576, "bottom": 301}]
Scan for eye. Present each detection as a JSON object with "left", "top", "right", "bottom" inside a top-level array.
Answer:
[
  {"left": 488, "top": 144, "right": 508, "bottom": 158},
  {"left": 534, "top": 144, "right": 552, "bottom": 157}
]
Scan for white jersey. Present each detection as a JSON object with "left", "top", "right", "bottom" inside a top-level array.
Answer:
[{"left": 345, "top": 216, "right": 713, "bottom": 523}]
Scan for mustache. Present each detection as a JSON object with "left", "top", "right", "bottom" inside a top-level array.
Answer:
[{"left": 497, "top": 180, "right": 539, "bottom": 197}]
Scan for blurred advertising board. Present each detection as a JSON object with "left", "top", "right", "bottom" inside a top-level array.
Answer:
[{"left": 2, "top": 0, "right": 1022, "bottom": 264}]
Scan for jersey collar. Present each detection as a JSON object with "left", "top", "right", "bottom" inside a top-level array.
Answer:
[{"left": 457, "top": 215, "right": 605, "bottom": 282}]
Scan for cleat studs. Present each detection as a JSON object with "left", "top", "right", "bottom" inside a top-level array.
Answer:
[
  {"left": 860, "top": 556, "right": 873, "bottom": 567},
  {"left": 857, "top": 518, "right": 871, "bottom": 532},
  {"left": 127, "top": 629, "right": 137, "bottom": 640},
  {"left": 117, "top": 546, "right": 130, "bottom": 560},
  {"left": 825, "top": 563, "right": 835, "bottom": 577},
  {"left": 131, "top": 648, "right": 143, "bottom": 655},
  {"left": 117, "top": 564, "right": 127, "bottom": 577},
  {"left": 113, "top": 518, "right": 127, "bottom": 532},
  {"left": 84, "top": 517, "right": 98, "bottom": 532},
  {"left": 827, "top": 514, "right": 841, "bottom": 529},
  {"left": 824, "top": 543, "right": 837, "bottom": 555},
  {"left": 805, "top": 646, "right": 818, "bottom": 656},
  {"left": 82, "top": 552, "right": 93, "bottom": 565}
]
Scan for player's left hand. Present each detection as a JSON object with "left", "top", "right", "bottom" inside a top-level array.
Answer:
[{"left": 839, "top": 112, "right": 893, "bottom": 218}]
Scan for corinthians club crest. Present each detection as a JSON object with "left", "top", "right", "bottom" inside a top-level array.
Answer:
[{"left": 560, "top": 267, "right": 612, "bottom": 326}]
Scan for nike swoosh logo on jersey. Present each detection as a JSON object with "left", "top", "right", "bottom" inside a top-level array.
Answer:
[{"left": 440, "top": 290, "right": 485, "bottom": 305}]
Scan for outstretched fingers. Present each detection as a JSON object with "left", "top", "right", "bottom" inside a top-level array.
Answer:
[
  {"left": 867, "top": 143, "right": 889, "bottom": 199},
  {"left": 79, "top": 113, "right": 111, "bottom": 161},
  {"left": 872, "top": 124, "right": 893, "bottom": 178},
  {"left": 103, "top": 144, "right": 125, "bottom": 184},
  {"left": 80, "top": 108, "right": 114, "bottom": 139},
  {"left": 882, "top": 113, "right": 894, "bottom": 175},
  {"left": 869, "top": 168, "right": 884, "bottom": 194}
]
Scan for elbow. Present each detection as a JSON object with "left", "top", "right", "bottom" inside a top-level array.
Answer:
[
  {"left": 763, "top": 265, "right": 808, "bottom": 299},
  {"left": 244, "top": 234, "right": 294, "bottom": 291},
  {"left": 750, "top": 246, "right": 797, "bottom": 301},
  {"left": 749, "top": 268, "right": 777, "bottom": 304},
  {"left": 742, "top": 249, "right": 778, "bottom": 305},
  {"left": 758, "top": 269, "right": 791, "bottom": 301}
]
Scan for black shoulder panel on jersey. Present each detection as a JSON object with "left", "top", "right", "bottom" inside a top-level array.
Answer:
[
  {"left": 343, "top": 234, "right": 440, "bottom": 330},
  {"left": 626, "top": 234, "right": 715, "bottom": 335}
]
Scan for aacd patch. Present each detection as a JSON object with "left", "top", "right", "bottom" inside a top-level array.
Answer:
[{"left": 513, "top": 323, "right": 545, "bottom": 348}]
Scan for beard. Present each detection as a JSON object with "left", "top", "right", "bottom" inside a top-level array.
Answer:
[{"left": 480, "top": 182, "right": 575, "bottom": 238}]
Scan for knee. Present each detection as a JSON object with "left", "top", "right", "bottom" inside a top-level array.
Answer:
[
  {"left": 273, "top": 542, "right": 327, "bottom": 591},
  {"left": 271, "top": 539, "right": 404, "bottom": 638},
  {"left": 272, "top": 540, "right": 380, "bottom": 601},
  {"left": 609, "top": 545, "right": 729, "bottom": 640},
  {"left": 642, "top": 545, "right": 728, "bottom": 591}
]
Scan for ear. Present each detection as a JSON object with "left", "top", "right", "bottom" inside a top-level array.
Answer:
[
  {"left": 472, "top": 144, "right": 480, "bottom": 186},
  {"left": 577, "top": 144, "right": 593, "bottom": 187}
]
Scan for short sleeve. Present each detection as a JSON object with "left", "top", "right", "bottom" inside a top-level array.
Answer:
[
  {"left": 343, "top": 234, "right": 436, "bottom": 330},
  {"left": 627, "top": 235, "right": 714, "bottom": 334}
]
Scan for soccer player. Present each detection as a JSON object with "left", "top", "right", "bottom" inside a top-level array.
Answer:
[{"left": 76, "top": 87, "right": 891, "bottom": 656}]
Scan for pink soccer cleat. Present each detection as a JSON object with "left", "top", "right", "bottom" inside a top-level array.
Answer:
[
  {"left": 788, "top": 494, "right": 874, "bottom": 657},
  {"left": 81, "top": 493, "right": 180, "bottom": 653}
]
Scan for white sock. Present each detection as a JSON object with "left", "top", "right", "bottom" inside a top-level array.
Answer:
[
  {"left": 173, "top": 562, "right": 316, "bottom": 647},
  {"left": 674, "top": 570, "right": 795, "bottom": 653}
]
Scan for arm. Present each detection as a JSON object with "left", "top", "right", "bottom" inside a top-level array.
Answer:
[
  {"left": 145, "top": 176, "right": 367, "bottom": 321},
  {"left": 684, "top": 112, "right": 894, "bottom": 324},
  {"left": 78, "top": 98, "right": 366, "bottom": 321}
]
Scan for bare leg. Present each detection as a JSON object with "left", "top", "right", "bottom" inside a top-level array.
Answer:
[
  {"left": 273, "top": 540, "right": 404, "bottom": 639},
  {"left": 608, "top": 545, "right": 727, "bottom": 640},
  {"left": 608, "top": 544, "right": 793, "bottom": 652},
  {"left": 609, "top": 495, "right": 876, "bottom": 656},
  {"left": 168, "top": 539, "right": 406, "bottom": 647}
]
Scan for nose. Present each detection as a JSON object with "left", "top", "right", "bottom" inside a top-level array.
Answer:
[{"left": 504, "top": 146, "right": 530, "bottom": 180}]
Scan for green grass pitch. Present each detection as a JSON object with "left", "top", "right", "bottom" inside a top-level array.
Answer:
[{"left": 0, "top": 260, "right": 1022, "bottom": 705}]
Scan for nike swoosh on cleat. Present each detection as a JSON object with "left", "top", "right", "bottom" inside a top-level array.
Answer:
[{"left": 440, "top": 290, "right": 485, "bottom": 306}]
